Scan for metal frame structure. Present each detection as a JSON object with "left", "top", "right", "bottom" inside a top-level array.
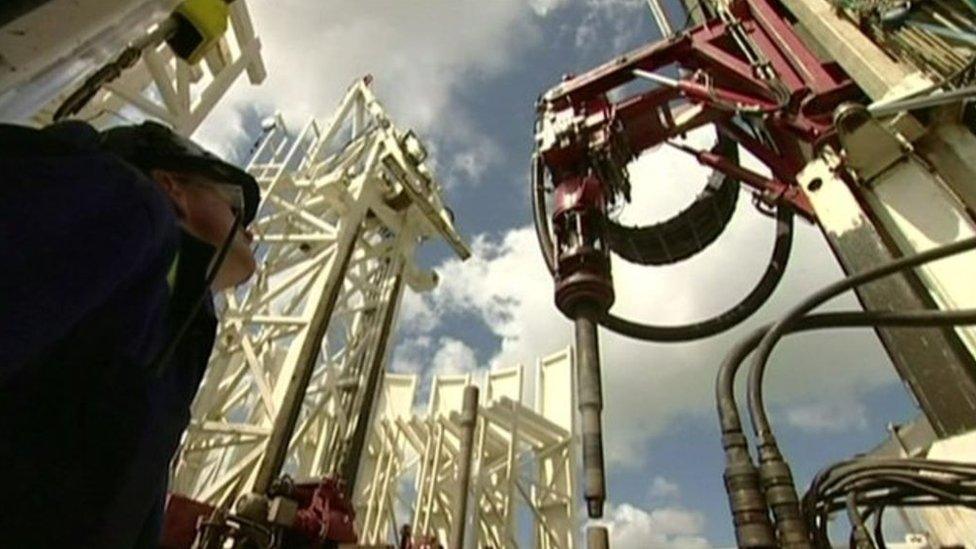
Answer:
[
  {"left": 170, "top": 78, "right": 470, "bottom": 509},
  {"left": 0, "top": 0, "right": 266, "bottom": 135},
  {"left": 353, "top": 348, "right": 578, "bottom": 548},
  {"left": 532, "top": 0, "right": 976, "bottom": 544}
]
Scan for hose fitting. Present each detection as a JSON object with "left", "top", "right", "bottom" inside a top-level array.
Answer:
[
  {"left": 722, "top": 432, "right": 777, "bottom": 548},
  {"left": 757, "top": 443, "right": 812, "bottom": 548}
]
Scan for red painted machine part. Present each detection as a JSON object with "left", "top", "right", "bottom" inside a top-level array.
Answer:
[{"left": 160, "top": 478, "right": 357, "bottom": 548}]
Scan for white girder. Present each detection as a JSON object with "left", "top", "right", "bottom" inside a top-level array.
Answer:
[
  {"left": 170, "top": 78, "right": 469, "bottom": 507},
  {"left": 0, "top": 0, "right": 265, "bottom": 136},
  {"left": 354, "top": 348, "right": 578, "bottom": 548}
]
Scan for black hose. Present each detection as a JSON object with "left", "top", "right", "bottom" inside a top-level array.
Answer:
[
  {"left": 532, "top": 150, "right": 795, "bottom": 343},
  {"left": 715, "top": 307, "right": 976, "bottom": 548},
  {"left": 804, "top": 459, "right": 976, "bottom": 545},
  {"left": 532, "top": 153, "right": 556, "bottom": 275},
  {"left": 717, "top": 307, "right": 976, "bottom": 435},
  {"left": 600, "top": 205, "right": 790, "bottom": 342},
  {"left": 746, "top": 236, "right": 976, "bottom": 448}
]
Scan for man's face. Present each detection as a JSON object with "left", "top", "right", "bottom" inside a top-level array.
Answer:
[{"left": 152, "top": 170, "right": 258, "bottom": 290}]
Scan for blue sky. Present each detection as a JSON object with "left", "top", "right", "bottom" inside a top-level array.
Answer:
[{"left": 196, "top": 1, "right": 922, "bottom": 546}]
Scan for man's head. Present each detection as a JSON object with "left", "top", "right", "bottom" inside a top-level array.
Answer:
[
  {"left": 100, "top": 121, "right": 261, "bottom": 290},
  {"left": 151, "top": 169, "right": 257, "bottom": 288}
]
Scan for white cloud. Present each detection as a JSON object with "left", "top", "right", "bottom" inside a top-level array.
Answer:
[
  {"left": 390, "top": 335, "right": 432, "bottom": 375},
  {"left": 431, "top": 337, "right": 479, "bottom": 375},
  {"left": 194, "top": 1, "right": 545, "bottom": 185},
  {"left": 785, "top": 399, "right": 870, "bottom": 433},
  {"left": 648, "top": 476, "right": 681, "bottom": 500},
  {"left": 400, "top": 289, "right": 439, "bottom": 336},
  {"left": 390, "top": 335, "right": 479, "bottom": 378},
  {"left": 530, "top": 0, "right": 572, "bottom": 16},
  {"left": 573, "top": 0, "right": 648, "bottom": 51},
  {"left": 410, "top": 135, "right": 899, "bottom": 467},
  {"left": 599, "top": 503, "right": 713, "bottom": 549}
]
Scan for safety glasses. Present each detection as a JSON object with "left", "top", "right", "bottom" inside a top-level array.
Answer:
[{"left": 178, "top": 173, "right": 246, "bottom": 218}]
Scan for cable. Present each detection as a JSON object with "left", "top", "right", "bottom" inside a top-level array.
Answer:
[
  {"left": 747, "top": 236, "right": 976, "bottom": 447},
  {"left": 803, "top": 458, "right": 976, "bottom": 545},
  {"left": 152, "top": 211, "right": 242, "bottom": 376},
  {"left": 717, "top": 308, "right": 976, "bottom": 434},
  {"left": 738, "top": 236, "right": 976, "bottom": 546},
  {"left": 715, "top": 307, "right": 976, "bottom": 548},
  {"left": 847, "top": 492, "right": 874, "bottom": 548},
  {"left": 531, "top": 153, "right": 556, "bottom": 275}
]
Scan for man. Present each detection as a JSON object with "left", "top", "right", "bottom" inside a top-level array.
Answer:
[{"left": 0, "top": 120, "right": 261, "bottom": 547}]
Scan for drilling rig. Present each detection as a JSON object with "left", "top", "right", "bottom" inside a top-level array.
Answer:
[
  {"left": 7, "top": 0, "right": 976, "bottom": 547},
  {"left": 533, "top": 0, "right": 976, "bottom": 546}
]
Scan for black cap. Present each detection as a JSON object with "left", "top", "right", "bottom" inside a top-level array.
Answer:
[{"left": 100, "top": 121, "right": 261, "bottom": 225}]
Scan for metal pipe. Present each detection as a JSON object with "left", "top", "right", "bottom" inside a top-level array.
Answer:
[
  {"left": 339, "top": 273, "right": 405, "bottom": 494},
  {"left": 868, "top": 84, "right": 976, "bottom": 117},
  {"left": 576, "top": 303, "right": 607, "bottom": 519},
  {"left": 645, "top": 0, "right": 675, "bottom": 37},
  {"left": 587, "top": 525, "right": 610, "bottom": 549},
  {"left": 450, "top": 385, "right": 479, "bottom": 549},
  {"left": 253, "top": 223, "right": 363, "bottom": 494}
]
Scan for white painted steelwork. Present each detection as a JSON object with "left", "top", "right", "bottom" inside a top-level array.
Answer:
[
  {"left": 170, "top": 78, "right": 469, "bottom": 507},
  {"left": 0, "top": 0, "right": 265, "bottom": 135},
  {"left": 354, "top": 348, "right": 577, "bottom": 548}
]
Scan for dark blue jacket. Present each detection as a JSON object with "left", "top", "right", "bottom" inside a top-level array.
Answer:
[{"left": 0, "top": 122, "right": 218, "bottom": 547}]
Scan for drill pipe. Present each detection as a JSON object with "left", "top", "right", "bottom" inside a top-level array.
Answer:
[
  {"left": 575, "top": 303, "right": 607, "bottom": 519},
  {"left": 588, "top": 525, "right": 610, "bottom": 549},
  {"left": 449, "top": 386, "right": 479, "bottom": 549}
]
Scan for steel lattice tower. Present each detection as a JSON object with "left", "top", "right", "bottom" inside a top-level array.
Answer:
[{"left": 170, "top": 78, "right": 469, "bottom": 507}]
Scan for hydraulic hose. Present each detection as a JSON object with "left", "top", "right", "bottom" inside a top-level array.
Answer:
[
  {"left": 747, "top": 236, "right": 976, "bottom": 447},
  {"left": 804, "top": 457, "right": 976, "bottom": 546},
  {"left": 718, "top": 307, "right": 976, "bottom": 435},
  {"left": 742, "top": 236, "right": 976, "bottom": 546},
  {"left": 715, "top": 307, "right": 976, "bottom": 548},
  {"left": 531, "top": 153, "right": 795, "bottom": 343}
]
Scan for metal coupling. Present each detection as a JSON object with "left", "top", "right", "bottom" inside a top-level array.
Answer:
[
  {"left": 722, "top": 432, "right": 777, "bottom": 548},
  {"left": 552, "top": 175, "right": 615, "bottom": 317},
  {"left": 757, "top": 445, "right": 812, "bottom": 548},
  {"left": 587, "top": 525, "right": 610, "bottom": 549},
  {"left": 852, "top": 524, "right": 875, "bottom": 549}
]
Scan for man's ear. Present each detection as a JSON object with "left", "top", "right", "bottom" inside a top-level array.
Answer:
[{"left": 151, "top": 169, "right": 189, "bottom": 220}]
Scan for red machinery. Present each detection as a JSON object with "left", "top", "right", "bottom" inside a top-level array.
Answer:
[
  {"left": 533, "top": 0, "right": 869, "bottom": 544},
  {"left": 162, "top": 478, "right": 358, "bottom": 549}
]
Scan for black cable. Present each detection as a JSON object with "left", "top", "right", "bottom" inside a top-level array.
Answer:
[
  {"left": 747, "top": 236, "right": 976, "bottom": 448},
  {"left": 152, "top": 211, "right": 242, "bottom": 376},
  {"left": 716, "top": 307, "right": 976, "bottom": 548},
  {"left": 717, "top": 307, "right": 976, "bottom": 435},
  {"left": 873, "top": 506, "right": 886, "bottom": 549},
  {"left": 810, "top": 473, "right": 976, "bottom": 544},
  {"left": 847, "top": 492, "right": 875, "bottom": 548},
  {"left": 531, "top": 154, "right": 556, "bottom": 275},
  {"left": 803, "top": 457, "right": 976, "bottom": 545},
  {"left": 745, "top": 248, "right": 976, "bottom": 545},
  {"left": 715, "top": 307, "right": 976, "bottom": 548},
  {"left": 819, "top": 463, "right": 976, "bottom": 495}
]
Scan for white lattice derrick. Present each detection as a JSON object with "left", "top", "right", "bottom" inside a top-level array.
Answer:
[
  {"left": 3, "top": 0, "right": 265, "bottom": 134},
  {"left": 171, "top": 78, "right": 469, "bottom": 508},
  {"left": 352, "top": 349, "right": 577, "bottom": 547}
]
